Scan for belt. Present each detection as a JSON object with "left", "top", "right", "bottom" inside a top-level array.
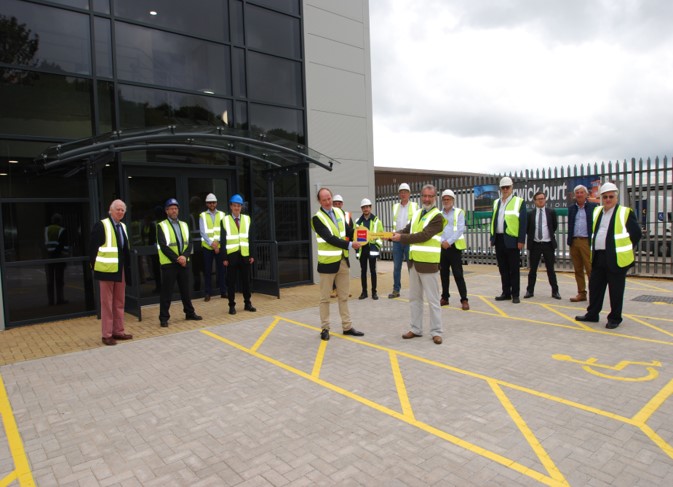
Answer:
[{"left": 573, "top": 237, "right": 588, "bottom": 239}]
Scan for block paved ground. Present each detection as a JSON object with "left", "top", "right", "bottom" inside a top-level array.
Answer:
[{"left": 1, "top": 261, "right": 673, "bottom": 486}]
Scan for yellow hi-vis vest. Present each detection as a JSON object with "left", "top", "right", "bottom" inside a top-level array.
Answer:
[
  {"left": 223, "top": 214, "right": 250, "bottom": 256},
  {"left": 312, "top": 207, "right": 348, "bottom": 264},
  {"left": 408, "top": 207, "right": 444, "bottom": 263},
  {"left": 356, "top": 215, "right": 383, "bottom": 259},
  {"left": 446, "top": 207, "right": 467, "bottom": 250},
  {"left": 200, "top": 210, "right": 225, "bottom": 249},
  {"left": 591, "top": 205, "right": 635, "bottom": 268},
  {"left": 491, "top": 196, "right": 524, "bottom": 238},
  {"left": 94, "top": 219, "right": 126, "bottom": 273},
  {"left": 392, "top": 201, "right": 419, "bottom": 230},
  {"left": 157, "top": 219, "right": 190, "bottom": 265}
]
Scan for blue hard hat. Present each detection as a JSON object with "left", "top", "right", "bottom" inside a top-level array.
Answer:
[
  {"left": 229, "top": 194, "right": 244, "bottom": 204},
  {"left": 165, "top": 198, "right": 179, "bottom": 208}
]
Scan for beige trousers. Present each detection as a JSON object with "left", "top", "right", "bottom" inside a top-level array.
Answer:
[
  {"left": 319, "top": 259, "right": 352, "bottom": 331},
  {"left": 570, "top": 237, "right": 591, "bottom": 295}
]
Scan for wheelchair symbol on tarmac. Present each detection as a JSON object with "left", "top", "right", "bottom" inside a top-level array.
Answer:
[{"left": 552, "top": 355, "right": 662, "bottom": 382}]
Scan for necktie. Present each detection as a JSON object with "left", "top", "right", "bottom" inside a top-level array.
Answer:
[
  {"left": 537, "top": 209, "right": 543, "bottom": 240},
  {"left": 235, "top": 217, "right": 240, "bottom": 230},
  {"left": 328, "top": 210, "right": 337, "bottom": 227},
  {"left": 116, "top": 223, "right": 124, "bottom": 247}
]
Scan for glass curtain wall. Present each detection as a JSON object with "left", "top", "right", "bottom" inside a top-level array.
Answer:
[{"left": 0, "top": 0, "right": 310, "bottom": 327}]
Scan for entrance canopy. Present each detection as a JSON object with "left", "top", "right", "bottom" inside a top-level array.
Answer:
[{"left": 34, "top": 125, "right": 336, "bottom": 174}]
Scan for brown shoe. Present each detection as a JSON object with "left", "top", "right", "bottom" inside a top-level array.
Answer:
[
  {"left": 101, "top": 337, "right": 117, "bottom": 346},
  {"left": 112, "top": 333, "right": 133, "bottom": 340},
  {"left": 402, "top": 331, "right": 422, "bottom": 339},
  {"left": 440, "top": 298, "right": 449, "bottom": 306},
  {"left": 433, "top": 336, "right": 443, "bottom": 345},
  {"left": 461, "top": 300, "right": 470, "bottom": 310},
  {"left": 570, "top": 294, "right": 587, "bottom": 302}
]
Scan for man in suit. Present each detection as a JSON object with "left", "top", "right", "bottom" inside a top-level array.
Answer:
[
  {"left": 311, "top": 187, "right": 365, "bottom": 341},
  {"left": 490, "top": 177, "right": 527, "bottom": 303},
  {"left": 576, "top": 182, "right": 642, "bottom": 329},
  {"left": 567, "top": 184, "right": 598, "bottom": 302},
  {"left": 524, "top": 191, "right": 561, "bottom": 299}
]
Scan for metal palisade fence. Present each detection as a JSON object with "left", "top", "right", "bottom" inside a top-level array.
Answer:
[{"left": 375, "top": 157, "right": 673, "bottom": 277}]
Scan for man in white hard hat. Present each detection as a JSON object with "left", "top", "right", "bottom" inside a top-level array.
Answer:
[
  {"left": 392, "top": 184, "right": 446, "bottom": 344},
  {"left": 199, "top": 193, "right": 227, "bottom": 302},
  {"left": 439, "top": 189, "right": 469, "bottom": 310},
  {"left": 575, "top": 182, "right": 641, "bottom": 329},
  {"left": 355, "top": 198, "right": 383, "bottom": 300},
  {"left": 567, "top": 185, "right": 598, "bottom": 302},
  {"left": 331, "top": 194, "right": 352, "bottom": 298},
  {"left": 389, "top": 182, "right": 418, "bottom": 298},
  {"left": 490, "top": 177, "right": 527, "bottom": 303}
]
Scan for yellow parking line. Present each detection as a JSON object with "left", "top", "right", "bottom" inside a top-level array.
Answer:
[
  {"left": 479, "top": 295, "right": 508, "bottom": 317},
  {"left": 626, "top": 280, "right": 673, "bottom": 293},
  {"left": 631, "top": 378, "right": 673, "bottom": 425},
  {"left": 389, "top": 352, "right": 414, "bottom": 420},
  {"left": 539, "top": 303, "right": 593, "bottom": 330},
  {"left": 250, "top": 317, "right": 280, "bottom": 352},
  {"left": 312, "top": 340, "right": 328, "bottom": 378},
  {"left": 624, "top": 314, "right": 673, "bottom": 339},
  {"left": 0, "top": 373, "right": 35, "bottom": 487}
]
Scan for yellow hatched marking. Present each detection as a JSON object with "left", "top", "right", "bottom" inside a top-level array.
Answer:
[
  {"left": 311, "top": 340, "right": 328, "bottom": 378},
  {"left": 250, "top": 317, "right": 280, "bottom": 352},
  {"left": 632, "top": 378, "right": 673, "bottom": 425},
  {"left": 540, "top": 303, "right": 593, "bottom": 330},
  {"left": 489, "top": 380, "right": 569, "bottom": 486},
  {"left": 624, "top": 314, "right": 673, "bottom": 339},
  {"left": 0, "top": 373, "right": 35, "bottom": 487},
  {"left": 479, "top": 295, "right": 508, "bottom": 317},
  {"left": 626, "top": 280, "right": 673, "bottom": 293},
  {"left": 389, "top": 352, "right": 414, "bottom": 420},
  {"left": 640, "top": 424, "right": 673, "bottom": 460}
]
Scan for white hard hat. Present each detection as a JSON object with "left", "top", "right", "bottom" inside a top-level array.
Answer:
[
  {"left": 205, "top": 193, "right": 217, "bottom": 202},
  {"left": 441, "top": 189, "right": 455, "bottom": 199},
  {"left": 499, "top": 176, "right": 514, "bottom": 187},
  {"left": 333, "top": 194, "right": 344, "bottom": 202},
  {"left": 398, "top": 183, "right": 411, "bottom": 192},
  {"left": 599, "top": 182, "right": 619, "bottom": 195},
  {"left": 360, "top": 198, "right": 372, "bottom": 207}
]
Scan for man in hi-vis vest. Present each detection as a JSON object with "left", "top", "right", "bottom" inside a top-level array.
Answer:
[
  {"left": 490, "top": 176, "right": 527, "bottom": 303},
  {"left": 157, "top": 198, "right": 202, "bottom": 327},
  {"left": 199, "top": 193, "right": 227, "bottom": 301},
  {"left": 312, "top": 188, "right": 365, "bottom": 341},
  {"left": 575, "top": 182, "right": 641, "bottom": 329},
  {"left": 392, "top": 184, "right": 446, "bottom": 344},
  {"left": 439, "top": 189, "right": 469, "bottom": 310},
  {"left": 222, "top": 194, "right": 256, "bottom": 315},
  {"left": 389, "top": 183, "right": 418, "bottom": 299},
  {"left": 89, "top": 199, "right": 132, "bottom": 346}
]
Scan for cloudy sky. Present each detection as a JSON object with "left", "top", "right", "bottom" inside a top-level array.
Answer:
[{"left": 369, "top": 0, "right": 673, "bottom": 174}]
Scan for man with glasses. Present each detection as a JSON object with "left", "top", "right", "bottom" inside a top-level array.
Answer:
[
  {"left": 199, "top": 193, "right": 226, "bottom": 302},
  {"left": 567, "top": 185, "right": 597, "bottom": 302},
  {"left": 524, "top": 191, "right": 561, "bottom": 300},
  {"left": 490, "top": 177, "right": 527, "bottom": 303},
  {"left": 575, "top": 182, "right": 641, "bottom": 329}
]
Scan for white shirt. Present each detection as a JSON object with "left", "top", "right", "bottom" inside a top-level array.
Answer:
[
  {"left": 395, "top": 202, "right": 411, "bottom": 231},
  {"left": 534, "top": 207, "right": 551, "bottom": 243},
  {"left": 496, "top": 195, "right": 513, "bottom": 234},
  {"left": 593, "top": 207, "right": 615, "bottom": 250}
]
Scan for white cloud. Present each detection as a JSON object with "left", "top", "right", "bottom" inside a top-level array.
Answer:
[{"left": 371, "top": 0, "right": 673, "bottom": 173}]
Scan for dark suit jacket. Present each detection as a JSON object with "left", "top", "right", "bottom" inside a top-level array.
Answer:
[
  {"left": 312, "top": 207, "right": 355, "bottom": 274},
  {"left": 490, "top": 197, "right": 527, "bottom": 248},
  {"left": 567, "top": 201, "right": 598, "bottom": 246},
  {"left": 526, "top": 207, "right": 558, "bottom": 250},
  {"left": 89, "top": 217, "right": 132, "bottom": 284},
  {"left": 591, "top": 204, "right": 642, "bottom": 273}
]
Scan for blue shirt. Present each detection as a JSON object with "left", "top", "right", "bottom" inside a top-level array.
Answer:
[{"left": 573, "top": 203, "right": 589, "bottom": 237}]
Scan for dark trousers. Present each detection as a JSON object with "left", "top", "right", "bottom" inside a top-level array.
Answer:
[
  {"left": 46, "top": 262, "right": 66, "bottom": 305},
  {"left": 226, "top": 251, "right": 252, "bottom": 307},
  {"left": 526, "top": 242, "right": 559, "bottom": 294},
  {"left": 203, "top": 248, "right": 226, "bottom": 296},
  {"left": 495, "top": 234, "right": 521, "bottom": 298},
  {"left": 359, "top": 246, "right": 377, "bottom": 294},
  {"left": 159, "top": 263, "right": 196, "bottom": 322},
  {"left": 586, "top": 250, "right": 626, "bottom": 324},
  {"left": 440, "top": 246, "right": 468, "bottom": 302}
]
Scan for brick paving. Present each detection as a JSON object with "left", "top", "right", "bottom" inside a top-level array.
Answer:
[{"left": 1, "top": 261, "right": 673, "bottom": 486}]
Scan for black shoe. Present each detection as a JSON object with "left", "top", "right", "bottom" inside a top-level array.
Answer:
[
  {"left": 229, "top": 306, "right": 236, "bottom": 315},
  {"left": 244, "top": 304, "right": 256, "bottom": 312},
  {"left": 320, "top": 329, "right": 330, "bottom": 341},
  {"left": 552, "top": 292, "right": 562, "bottom": 300},
  {"left": 343, "top": 328, "right": 364, "bottom": 336},
  {"left": 186, "top": 314, "right": 202, "bottom": 321},
  {"left": 160, "top": 321, "right": 168, "bottom": 327},
  {"left": 495, "top": 294, "right": 511, "bottom": 301},
  {"left": 512, "top": 297, "right": 520, "bottom": 303},
  {"left": 358, "top": 293, "right": 368, "bottom": 300},
  {"left": 372, "top": 292, "right": 379, "bottom": 300},
  {"left": 575, "top": 315, "right": 599, "bottom": 323},
  {"left": 605, "top": 321, "right": 621, "bottom": 329},
  {"left": 524, "top": 292, "right": 534, "bottom": 299},
  {"left": 388, "top": 291, "right": 400, "bottom": 299}
]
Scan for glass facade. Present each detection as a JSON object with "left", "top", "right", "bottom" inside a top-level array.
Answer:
[{"left": 0, "top": 0, "right": 313, "bottom": 327}]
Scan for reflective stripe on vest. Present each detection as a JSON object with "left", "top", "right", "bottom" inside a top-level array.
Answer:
[
  {"left": 392, "top": 201, "right": 418, "bottom": 230},
  {"left": 408, "top": 207, "right": 444, "bottom": 263},
  {"left": 223, "top": 214, "right": 250, "bottom": 256},
  {"left": 451, "top": 208, "right": 467, "bottom": 250},
  {"left": 312, "top": 208, "right": 348, "bottom": 264},
  {"left": 94, "top": 219, "right": 123, "bottom": 273},
  {"left": 157, "top": 219, "right": 190, "bottom": 265},
  {"left": 200, "top": 210, "right": 225, "bottom": 249},
  {"left": 491, "top": 197, "right": 524, "bottom": 238},
  {"left": 591, "top": 205, "right": 635, "bottom": 268}
]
